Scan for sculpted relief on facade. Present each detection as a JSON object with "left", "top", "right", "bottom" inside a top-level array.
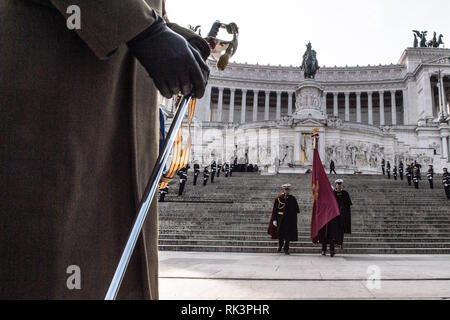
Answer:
[{"left": 325, "top": 143, "right": 386, "bottom": 169}]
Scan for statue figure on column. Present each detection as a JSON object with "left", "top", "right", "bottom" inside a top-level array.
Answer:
[{"left": 301, "top": 42, "right": 320, "bottom": 79}]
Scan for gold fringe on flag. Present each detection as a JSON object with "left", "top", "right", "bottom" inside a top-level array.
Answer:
[{"left": 159, "top": 97, "right": 196, "bottom": 189}]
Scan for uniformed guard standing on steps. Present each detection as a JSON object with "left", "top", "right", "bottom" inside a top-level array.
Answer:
[
  {"left": 399, "top": 161, "right": 404, "bottom": 180},
  {"left": 393, "top": 165, "right": 398, "bottom": 181},
  {"left": 177, "top": 167, "right": 188, "bottom": 196},
  {"left": 193, "top": 163, "right": 200, "bottom": 186},
  {"left": 413, "top": 167, "right": 420, "bottom": 189},
  {"left": 217, "top": 163, "right": 222, "bottom": 178},
  {"left": 331, "top": 179, "right": 352, "bottom": 254},
  {"left": 203, "top": 167, "right": 210, "bottom": 186},
  {"left": 210, "top": 161, "right": 217, "bottom": 183},
  {"left": 414, "top": 161, "right": 422, "bottom": 180},
  {"left": 443, "top": 168, "right": 450, "bottom": 199},
  {"left": 224, "top": 163, "right": 230, "bottom": 177},
  {"left": 406, "top": 164, "right": 412, "bottom": 186},
  {"left": 159, "top": 186, "right": 169, "bottom": 202},
  {"left": 386, "top": 161, "right": 391, "bottom": 179},
  {"left": 268, "top": 184, "right": 299, "bottom": 255},
  {"left": 381, "top": 159, "right": 386, "bottom": 175},
  {"left": 427, "top": 165, "right": 434, "bottom": 189}
]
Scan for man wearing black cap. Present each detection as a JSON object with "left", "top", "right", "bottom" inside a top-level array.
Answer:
[
  {"left": 443, "top": 168, "right": 450, "bottom": 199},
  {"left": 320, "top": 179, "right": 352, "bottom": 257},
  {"left": 427, "top": 165, "right": 434, "bottom": 189},
  {"left": 268, "top": 184, "right": 300, "bottom": 255}
]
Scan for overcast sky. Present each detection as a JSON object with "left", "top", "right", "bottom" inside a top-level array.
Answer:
[{"left": 166, "top": 0, "right": 449, "bottom": 67}]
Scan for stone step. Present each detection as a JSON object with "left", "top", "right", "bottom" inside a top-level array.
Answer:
[
  {"left": 159, "top": 173, "right": 450, "bottom": 254},
  {"left": 158, "top": 239, "right": 450, "bottom": 249},
  {"left": 159, "top": 234, "right": 450, "bottom": 242},
  {"left": 158, "top": 245, "right": 450, "bottom": 255}
]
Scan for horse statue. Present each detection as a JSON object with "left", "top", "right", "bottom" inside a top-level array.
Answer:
[
  {"left": 437, "top": 34, "right": 444, "bottom": 47},
  {"left": 427, "top": 32, "right": 438, "bottom": 47},
  {"left": 301, "top": 42, "right": 320, "bottom": 79},
  {"left": 426, "top": 32, "right": 444, "bottom": 48}
]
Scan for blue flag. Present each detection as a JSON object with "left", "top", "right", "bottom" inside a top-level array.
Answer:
[{"left": 159, "top": 107, "right": 165, "bottom": 152}]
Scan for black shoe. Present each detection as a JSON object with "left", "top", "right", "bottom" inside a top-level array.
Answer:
[
  {"left": 330, "top": 252, "right": 335, "bottom": 257},
  {"left": 277, "top": 247, "right": 282, "bottom": 253},
  {"left": 321, "top": 251, "right": 326, "bottom": 256},
  {"left": 284, "top": 251, "right": 290, "bottom": 255}
]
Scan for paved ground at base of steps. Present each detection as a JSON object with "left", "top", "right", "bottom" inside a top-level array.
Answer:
[{"left": 159, "top": 251, "right": 450, "bottom": 300}]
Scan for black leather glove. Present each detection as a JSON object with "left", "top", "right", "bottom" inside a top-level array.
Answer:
[{"left": 127, "top": 13, "right": 209, "bottom": 99}]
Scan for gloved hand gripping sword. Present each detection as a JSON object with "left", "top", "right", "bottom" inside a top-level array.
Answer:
[{"left": 105, "top": 19, "right": 239, "bottom": 300}]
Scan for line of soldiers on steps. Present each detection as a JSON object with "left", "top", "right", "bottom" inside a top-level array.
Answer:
[
  {"left": 158, "top": 159, "right": 237, "bottom": 202},
  {"left": 379, "top": 159, "right": 450, "bottom": 199}
]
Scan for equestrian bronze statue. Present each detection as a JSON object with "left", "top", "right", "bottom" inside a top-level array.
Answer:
[{"left": 301, "top": 42, "right": 320, "bottom": 79}]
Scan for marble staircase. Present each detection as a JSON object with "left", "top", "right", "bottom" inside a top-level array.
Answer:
[{"left": 158, "top": 172, "right": 450, "bottom": 254}]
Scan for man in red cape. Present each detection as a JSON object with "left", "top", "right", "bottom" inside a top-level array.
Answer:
[{"left": 310, "top": 130, "right": 341, "bottom": 257}]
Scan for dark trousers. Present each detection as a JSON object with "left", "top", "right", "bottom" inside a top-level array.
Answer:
[
  {"left": 382, "top": 167, "right": 385, "bottom": 175},
  {"left": 230, "top": 170, "right": 233, "bottom": 177},
  {"left": 217, "top": 170, "right": 220, "bottom": 177},
  {"left": 193, "top": 174, "right": 199, "bottom": 185},
  {"left": 429, "top": 179, "right": 433, "bottom": 189},
  {"left": 203, "top": 179, "right": 208, "bottom": 186},
  {"left": 330, "top": 168, "right": 337, "bottom": 174},
  {"left": 407, "top": 176, "right": 412, "bottom": 186},
  {"left": 178, "top": 181, "right": 186, "bottom": 196},
  {"left": 400, "top": 173, "right": 404, "bottom": 180},
  {"left": 394, "top": 175, "right": 397, "bottom": 180},
  {"left": 322, "top": 241, "right": 335, "bottom": 253},
  {"left": 445, "top": 186, "right": 450, "bottom": 199},
  {"left": 414, "top": 181, "right": 419, "bottom": 189},
  {"left": 387, "top": 171, "right": 391, "bottom": 179},
  {"left": 211, "top": 172, "right": 215, "bottom": 183},
  {"left": 159, "top": 193, "right": 166, "bottom": 202},
  {"left": 278, "top": 239, "right": 290, "bottom": 252}
]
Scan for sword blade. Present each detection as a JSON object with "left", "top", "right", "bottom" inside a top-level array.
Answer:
[{"left": 105, "top": 95, "right": 192, "bottom": 300}]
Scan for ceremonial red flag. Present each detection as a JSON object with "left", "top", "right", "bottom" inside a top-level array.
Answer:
[{"left": 310, "top": 132, "right": 340, "bottom": 243}]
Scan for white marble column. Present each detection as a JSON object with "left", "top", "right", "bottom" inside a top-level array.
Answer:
[
  {"left": 422, "top": 72, "right": 434, "bottom": 118},
  {"left": 379, "top": 91, "right": 385, "bottom": 126},
  {"left": 294, "top": 131, "right": 301, "bottom": 165},
  {"left": 200, "top": 86, "right": 211, "bottom": 122},
  {"left": 288, "top": 91, "right": 294, "bottom": 115},
  {"left": 344, "top": 92, "right": 350, "bottom": 122},
  {"left": 368, "top": 92, "right": 374, "bottom": 125},
  {"left": 229, "top": 88, "right": 235, "bottom": 123},
  {"left": 264, "top": 91, "right": 270, "bottom": 121},
  {"left": 442, "top": 136, "right": 449, "bottom": 160},
  {"left": 391, "top": 90, "right": 397, "bottom": 125},
  {"left": 276, "top": 91, "right": 282, "bottom": 121},
  {"left": 333, "top": 93, "right": 338, "bottom": 117},
  {"left": 356, "top": 92, "right": 362, "bottom": 123},
  {"left": 402, "top": 89, "right": 409, "bottom": 125},
  {"left": 217, "top": 87, "right": 224, "bottom": 122},
  {"left": 253, "top": 90, "right": 259, "bottom": 122},
  {"left": 241, "top": 89, "right": 247, "bottom": 124},
  {"left": 440, "top": 74, "right": 448, "bottom": 117},
  {"left": 322, "top": 91, "right": 328, "bottom": 114}
]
